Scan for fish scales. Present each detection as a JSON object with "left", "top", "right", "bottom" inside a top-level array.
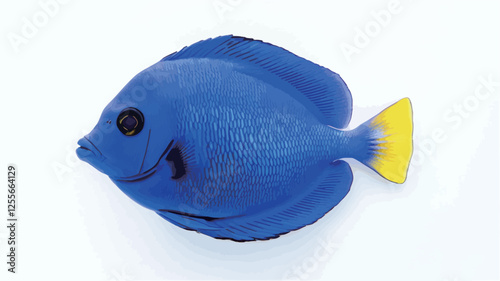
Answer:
[{"left": 168, "top": 59, "right": 339, "bottom": 210}]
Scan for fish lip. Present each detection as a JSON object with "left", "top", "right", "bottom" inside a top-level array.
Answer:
[{"left": 76, "top": 137, "right": 103, "bottom": 159}]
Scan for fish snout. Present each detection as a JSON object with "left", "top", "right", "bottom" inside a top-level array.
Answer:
[{"left": 76, "top": 136, "right": 103, "bottom": 160}]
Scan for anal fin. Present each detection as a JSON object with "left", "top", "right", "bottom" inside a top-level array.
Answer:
[{"left": 157, "top": 160, "right": 353, "bottom": 241}]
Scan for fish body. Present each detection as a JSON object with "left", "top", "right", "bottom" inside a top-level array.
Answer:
[{"left": 77, "top": 35, "right": 413, "bottom": 241}]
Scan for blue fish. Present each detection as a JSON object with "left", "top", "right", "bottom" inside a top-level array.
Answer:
[{"left": 76, "top": 35, "right": 413, "bottom": 241}]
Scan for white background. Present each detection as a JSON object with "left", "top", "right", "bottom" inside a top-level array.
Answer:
[{"left": 1, "top": 0, "right": 499, "bottom": 280}]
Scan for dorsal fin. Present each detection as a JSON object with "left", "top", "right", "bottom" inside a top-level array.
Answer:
[{"left": 161, "top": 35, "right": 352, "bottom": 128}]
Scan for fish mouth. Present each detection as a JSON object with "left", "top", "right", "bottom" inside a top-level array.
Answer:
[
  {"left": 114, "top": 139, "right": 175, "bottom": 183},
  {"left": 76, "top": 137, "right": 103, "bottom": 160}
]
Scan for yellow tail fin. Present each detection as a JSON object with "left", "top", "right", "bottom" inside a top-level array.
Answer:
[{"left": 358, "top": 98, "right": 413, "bottom": 183}]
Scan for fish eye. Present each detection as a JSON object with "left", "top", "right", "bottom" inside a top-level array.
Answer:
[{"left": 117, "top": 108, "right": 144, "bottom": 136}]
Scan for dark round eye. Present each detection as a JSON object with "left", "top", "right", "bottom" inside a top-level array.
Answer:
[{"left": 117, "top": 108, "right": 144, "bottom": 136}]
